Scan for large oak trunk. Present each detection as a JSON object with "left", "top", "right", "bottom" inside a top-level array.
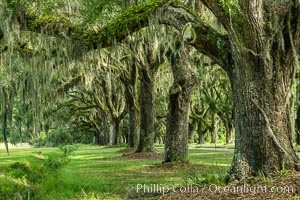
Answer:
[
  {"left": 136, "top": 68, "right": 155, "bottom": 152},
  {"left": 164, "top": 48, "right": 196, "bottom": 162},
  {"left": 228, "top": 47, "right": 300, "bottom": 180},
  {"left": 221, "top": 1, "right": 300, "bottom": 180}
]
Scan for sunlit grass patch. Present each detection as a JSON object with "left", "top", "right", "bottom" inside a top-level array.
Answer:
[{"left": 0, "top": 144, "right": 234, "bottom": 199}]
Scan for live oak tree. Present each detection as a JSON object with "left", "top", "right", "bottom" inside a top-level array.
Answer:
[
  {"left": 120, "top": 59, "right": 140, "bottom": 148},
  {"left": 164, "top": 36, "right": 196, "bottom": 162},
  {"left": 130, "top": 29, "right": 165, "bottom": 153},
  {"left": 3, "top": 0, "right": 300, "bottom": 180}
]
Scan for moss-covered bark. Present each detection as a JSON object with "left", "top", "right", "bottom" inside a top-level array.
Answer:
[
  {"left": 27, "top": 0, "right": 169, "bottom": 49},
  {"left": 136, "top": 68, "right": 155, "bottom": 153},
  {"left": 164, "top": 41, "right": 196, "bottom": 162}
]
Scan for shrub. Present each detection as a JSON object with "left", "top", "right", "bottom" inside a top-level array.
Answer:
[
  {"left": 29, "top": 132, "right": 47, "bottom": 148},
  {"left": 2, "top": 161, "right": 44, "bottom": 199},
  {"left": 43, "top": 153, "right": 69, "bottom": 169},
  {"left": 47, "top": 128, "right": 73, "bottom": 146},
  {"left": 7, "top": 162, "right": 43, "bottom": 184},
  {"left": 60, "top": 144, "right": 79, "bottom": 156}
]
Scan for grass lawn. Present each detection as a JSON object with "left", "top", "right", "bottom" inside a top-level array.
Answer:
[
  {"left": 1, "top": 144, "right": 299, "bottom": 200},
  {"left": 0, "top": 144, "right": 233, "bottom": 199}
]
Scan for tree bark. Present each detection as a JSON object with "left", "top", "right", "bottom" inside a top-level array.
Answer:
[
  {"left": 197, "top": 120, "right": 206, "bottom": 144},
  {"left": 136, "top": 68, "right": 155, "bottom": 152},
  {"left": 102, "top": 114, "right": 113, "bottom": 145},
  {"left": 164, "top": 46, "right": 196, "bottom": 162},
  {"left": 112, "top": 119, "right": 121, "bottom": 145},
  {"left": 198, "top": 131, "right": 205, "bottom": 144},
  {"left": 296, "top": 106, "right": 300, "bottom": 145},
  {"left": 225, "top": 122, "right": 233, "bottom": 144},
  {"left": 2, "top": 104, "right": 9, "bottom": 155},
  {"left": 123, "top": 64, "right": 140, "bottom": 148},
  {"left": 128, "top": 103, "right": 139, "bottom": 148},
  {"left": 229, "top": 59, "right": 300, "bottom": 179},
  {"left": 1, "top": 87, "right": 10, "bottom": 155},
  {"left": 94, "top": 131, "right": 101, "bottom": 145},
  {"left": 188, "top": 120, "right": 197, "bottom": 143},
  {"left": 210, "top": 115, "right": 219, "bottom": 144},
  {"left": 225, "top": 1, "right": 300, "bottom": 180}
]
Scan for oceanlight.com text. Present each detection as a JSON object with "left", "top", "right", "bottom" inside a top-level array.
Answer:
[{"left": 135, "top": 183, "right": 295, "bottom": 195}]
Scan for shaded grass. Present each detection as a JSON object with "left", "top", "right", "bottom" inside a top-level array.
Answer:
[{"left": 0, "top": 144, "right": 233, "bottom": 199}]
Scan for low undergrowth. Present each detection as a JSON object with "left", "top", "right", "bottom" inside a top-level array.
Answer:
[
  {"left": 0, "top": 144, "right": 77, "bottom": 200},
  {"left": 0, "top": 144, "right": 240, "bottom": 199}
]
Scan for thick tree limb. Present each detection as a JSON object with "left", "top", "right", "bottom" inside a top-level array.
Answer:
[
  {"left": 27, "top": 0, "right": 169, "bottom": 49},
  {"left": 157, "top": 2, "right": 230, "bottom": 69},
  {"left": 198, "top": 0, "right": 232, "bottom": 32},
  {"left": 22, "top": 0, "right": 231, "bottom": 70}
]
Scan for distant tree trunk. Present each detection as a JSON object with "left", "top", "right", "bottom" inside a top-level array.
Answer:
[
  {"left": 296, "top": 106, "right": 300, "bottom": 145},
  {"left": 188, "top": 121, "right": 197, "bottom": 143},
  {"left": 122, "top": 63, "right": 140, "bottom": 148},
  {"left": 126, "top": 89, "right": 140, "bottom": 148},
  {"left": 94, "top": 131, "right": 101, "bottom": 145},
  {"left": 210, "top": 115, "right": 219, "bottom": 144},
  {"left": 198, "top": 133, "right": 204, "bottom": 144},
  {"left": 136, "top": 68, "right": 155, "bottom": 152},
  {"left": 164, "top": 46, "right": 196, "bottom": 162},
  {"left": 112, "top": 119, "right": 121, "bottom": 145},
  {"left": 219, "top": 112, "right": 233, "bottom": 144},
  {"left": 103, "top": 114, "right": 113, "bottom": 145},
  {"left": 19, "top": 125, "right": 22, "bottom": 143},
  {"left": 197, "top": 121, "right": 206, "bottom": 144},
  {"left": 1, "top": 87, "right": 9, "bottom": 155},
  {"left": 225, "top": 123, "right": 233, "bottom": 144},
  {"left": 2, "top": 104, "right": 9, "bottom": 155},
  {"left": 157, "top": 136, "right": 163, "bottom": 144}
]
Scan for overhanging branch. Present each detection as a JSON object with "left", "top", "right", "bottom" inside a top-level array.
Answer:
[
  {"left": 22, "top": 0, "right": 231, "bottom": 69},
  {"left": 158, "top": 2, "right": 231, "bottom": 69},
  {"left": 199, "top": 0, "right": 232, "bottom": 32}
]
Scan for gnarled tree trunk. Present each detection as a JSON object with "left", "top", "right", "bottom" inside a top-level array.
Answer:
[
  {"left": 225, "top": 1, "right": 300, "bottom": 180},
  {"left": 210, "top": 114, "right": 219, "bottom": 144},
  {"left": 229, "top": 55, "right": 300, "bottom": 179},
  {"left": 296, "top": 106, "right": 300, "bottom": 145},
  {"left": 127, "top": 100, "right": 139, "bottom": 148},
  {"left": 164, "top": 46, "right": 196, "bottom": 162},
  {"left": 136, "top": 68, "right": 155, "bottom": 152},
  {"left": 1, "top": 86, "right": 10, "bottom": 155},
  {"left": 123, "top": 62, "right": 140, "bottom": 148},
  {"left": 112, "top": 119, "right": 121, "bottom": 145}
]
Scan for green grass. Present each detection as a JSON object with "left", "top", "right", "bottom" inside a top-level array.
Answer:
[
  {"left": 0, "top": 144, "right": 233, "bottom": 199},
  {"left": 189, "top": 143, "right": 300, "bottom": 152},
  {"left": 189, "top": 143, "right": 235, "bottom": 149}
]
